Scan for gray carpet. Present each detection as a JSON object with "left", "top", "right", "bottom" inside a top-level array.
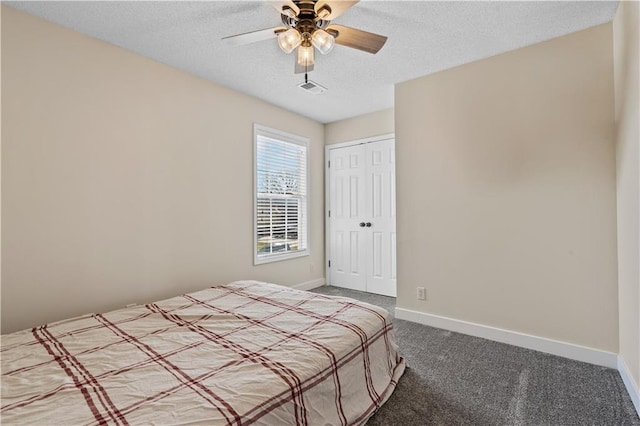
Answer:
[{"left": 311, "top": 285, "right": 640, "bottom": 426}]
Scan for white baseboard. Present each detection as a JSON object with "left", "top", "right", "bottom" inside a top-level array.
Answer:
[
  {"left": 292, "top": 278, "right": 326, "bottom": 291},
  {"left": 618, "top": 356, "right": 640, "bottom": 416},
  {"left": 395, "top": 307, "right": 618, "bottom": 369}
]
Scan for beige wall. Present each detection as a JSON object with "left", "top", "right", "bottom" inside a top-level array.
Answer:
[
  {"left": 0, "top": 5, "right": 3, "bottom": 318},
  {"left": 1, "top": 6, "right": 325, "bottom": 334},
  {"left": 325, "top": 108, "right": 394, "bottom": 145},
  {"left": 614, "top": 1, "right": 640, "bottom": 387},
  {"left": 395, "top": 24, "right": 618, "bottom": 352}
]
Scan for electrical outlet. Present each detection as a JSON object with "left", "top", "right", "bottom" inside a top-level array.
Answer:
[{"left": 417, "top": 287, "right": 426, "bottom": 300}]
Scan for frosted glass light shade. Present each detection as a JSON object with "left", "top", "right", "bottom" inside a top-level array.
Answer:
[
  {"left": 296, "top": 45, "right": 315, "bottom": 67},
  {"left": 277, "top": 29, "right": 302, "bottom": 54},
  {"left": 311, "top": 29, "right": 335, "bottom": 55}
]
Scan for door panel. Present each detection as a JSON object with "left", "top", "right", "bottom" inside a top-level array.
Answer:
[
  {"left": 372, "top": 231, "right": 383, "bottom": 278},
  {"left": 350, "top": 231, "right": 361, "bottom": 274},
  {"left": 334, "top": 230, "right": 344, "bottom": 273},
  {"left": 364, "top": 139, "right": 396, "bottom": 297},
  {"left": 349, "top": 176, "right": 359, "bottom": 217},
  {"left": 329, "top": 145, "right": 366, "bottom": 291},
  {"left": 329, "top": 138, "right": 395, "bottom": 297}
]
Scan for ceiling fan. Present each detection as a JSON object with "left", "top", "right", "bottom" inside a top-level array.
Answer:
[{"left": 222, "top": 1, "right": 388, "bottom": 74}]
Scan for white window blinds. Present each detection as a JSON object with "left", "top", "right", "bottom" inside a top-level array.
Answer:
[{"left": 254, "top": 125, "right": 309, "bottom": 264}]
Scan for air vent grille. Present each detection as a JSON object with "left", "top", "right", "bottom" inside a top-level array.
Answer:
[{"left": 297, "top": 80, "right": 327, "bottom": 94}]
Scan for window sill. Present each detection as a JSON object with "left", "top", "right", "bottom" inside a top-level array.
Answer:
[{"left": 254, "top": 250, "right": 309, "bottom": 265}]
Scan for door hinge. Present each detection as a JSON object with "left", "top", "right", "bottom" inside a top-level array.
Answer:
[
  {"left": 328, "top": 260, "right": 331, "bottom": 267},
  {"left": 328, "top": 161, "right": 330, "bottom": 168},
  {"left": 328, "top": 210, "right": 331, "bottom": 218}
]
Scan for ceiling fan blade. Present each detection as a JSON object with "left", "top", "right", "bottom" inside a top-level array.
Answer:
[
  {"left": 327, "top": 24, "right": 387, "bottom": 54},
  {"left": 294, "top": 57, "right": 315, "bottom": 74},
  {"left": 270, "top": 1, "right": 300, "bottom": 17},
  {"left": 315, "top": 1, "right": 359, "bottom": 20},
  {"left": 222, "top": 27, "right": 285, "bottom": 47}
]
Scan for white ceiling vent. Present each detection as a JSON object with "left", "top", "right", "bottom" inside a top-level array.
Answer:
[{"left": 298, "top": 80, "right": 327, "bottom": 95}]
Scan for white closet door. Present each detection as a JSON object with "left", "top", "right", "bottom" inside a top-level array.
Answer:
[
  {"left": 364, "top": 139, "right": 396, "bottom": 297},
  {"left": 328, "top": 138, "right": 396, "bottom": 297},
  {"left": 329, "top": 145, "right": 367, "bottom": 292}
]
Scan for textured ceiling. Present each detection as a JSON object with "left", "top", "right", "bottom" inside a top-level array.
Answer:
[{"left": 7, "top": 1, "right": 618, "bottom": 123}]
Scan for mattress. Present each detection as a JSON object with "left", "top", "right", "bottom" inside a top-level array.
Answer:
[{"left": 1, "top": 280, "right": 405, "bottom": 425}]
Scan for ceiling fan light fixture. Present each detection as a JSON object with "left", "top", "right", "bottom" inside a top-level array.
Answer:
[
  {"left": 297, "top": 44, "right": 315, "bottom": 68},
  {"left": 277, "top": 28, "right": 302, "bottom": 54},
  {"left": 311, "top": 29, "right": 335, "bottom": 55}
]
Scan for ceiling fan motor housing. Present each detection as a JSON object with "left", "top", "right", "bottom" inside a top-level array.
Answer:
[{"left": 281, "top": 1, "right": 331, "bottom": 35}]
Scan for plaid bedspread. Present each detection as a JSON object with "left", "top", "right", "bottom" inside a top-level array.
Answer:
[{"left": 1, "top": 281, "right": 405, "bottom": 425}]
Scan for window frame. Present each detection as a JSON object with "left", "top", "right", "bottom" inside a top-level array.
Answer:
[{"left": 253, "top": 124, "right": 310, "bottom": 265}]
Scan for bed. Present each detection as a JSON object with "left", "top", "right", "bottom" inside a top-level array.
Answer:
[{"left": 1, "top": 280, "right": 405, "bottom": 425}]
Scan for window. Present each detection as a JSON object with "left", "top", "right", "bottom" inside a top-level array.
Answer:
[{"left": 254, "top": 124, "right": 309, "bottom": 264}]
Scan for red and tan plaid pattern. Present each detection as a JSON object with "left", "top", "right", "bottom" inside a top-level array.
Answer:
[{"left": 1, "top": 281, "right": 405, "bottom": 425}]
